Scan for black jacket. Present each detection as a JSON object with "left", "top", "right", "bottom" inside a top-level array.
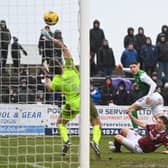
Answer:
[
  {"left": 90, "top": 27, "right": 105, "bottom": 52},
  {"left": 157, "top": 41, "right": 168, "bottom": 62},
  {"left": 0, "top": 27, "right": 11, "bottom": 48},
  {"left": 98, "top": 46, "right": 115, "bottom": 67}
]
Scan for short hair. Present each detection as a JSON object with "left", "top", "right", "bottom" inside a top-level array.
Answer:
[
  {"left": 129, "top": 61, "right": 139, "bottom": 65},
  {"left": 158, "top": 116, "right": 168, "bottom": 126}
]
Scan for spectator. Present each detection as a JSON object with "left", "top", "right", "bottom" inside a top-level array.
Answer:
[
  {"left": 129, "top": 83, "right": 143, "bottom": 104},
  {"left": 156, "top": 33, "right": 168, "bottom": 83},
  {"left": 90, "top": 80, "right": 102, "bottom": 105},
  {"left": 37, "top": 68, "right": 46, "bottom": 91},
  {"left": 53, "top": 92, "right": 65, "bottom": 107},
  {"left": 123, "top": 27, "right": 136, "bottom": 48},
  {"left": 151, "top": 71, "right": 163, "bottom": 93},
  {"left": 113, "top": 81, "right": 130, "bottom": 105},
  {"left": 38, "top": 26, "right": 53, "bottom": 64},
  {"left": 97, "top": 39, "right": 116, "bottom": 76},
  {"left": 0, "top": 20, "right": 11, "bottom": 73},
  {"left": 18, "top": 78, "right": 35, "bottom": 103},
  {"left": 53, "top": 29, "right": 63, "bottom": 65},
  {"left": 11, "top": 36, "right": 27, "bottom": 73},
  {"left": 1, "top": 86, "right": 9, "bottom": 103},
  {"left": 90, "top": 19, "right": 105, "bottom": 75},
  {"left": 156, "top": 25, "right": 168, "bottom": 44},
  {"left": 100, "top": 77, "right": 115, "bottom": 105},
  {"left": 36, "top": 90, "right": 45, "bottom": 104},
  {"left": 162, "top": 83, "right": 168, "bottom": 106},
  {"left": 90, "top": 50, "right": 96, "bottom": 77},
  {"left": 19, "top": 66, "right": 28, "bottom": 84},
  {"left": 121, "top": 43, "right": 138, "bottom": 77},
  {"left": 9, "top": 86, "right": 18, "bottom": 103},
  {"left": 140, "top": 37, "right": 157, "bottom": 76},
  {"left": 135, "top": 27, "right": 146, "bottom": 68},
  {"left": 37, "top": 68, "right": 53, "bottom": 104}
]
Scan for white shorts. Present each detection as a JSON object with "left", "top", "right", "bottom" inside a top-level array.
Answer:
[
  {"left": 122, "top": 130, "right": 143, "bottom": 153},
  {"left": 135, "top": 92, "right": 164, "bottom": 117}
]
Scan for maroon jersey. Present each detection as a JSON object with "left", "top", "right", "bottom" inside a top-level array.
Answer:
[{"left": 138, "top": 124, "right": 168, "bottom": 153}]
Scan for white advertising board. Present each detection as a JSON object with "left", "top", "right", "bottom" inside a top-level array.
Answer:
[{"left": 0, "top": 104, "right": 168, "bottom": 135}]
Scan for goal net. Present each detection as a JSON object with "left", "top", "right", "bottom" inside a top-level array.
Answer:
[{"left": 0, "top": 0, "right": 82, "bottom": 168}]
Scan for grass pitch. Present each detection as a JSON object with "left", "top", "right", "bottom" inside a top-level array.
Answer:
[{"left": 0, "top": 136, "right": 168, "bottom": 168}]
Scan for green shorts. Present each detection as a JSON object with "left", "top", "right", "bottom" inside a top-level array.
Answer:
[
  {"left": 61, "top": 96, "right": 80, "bottom": 120},
  {"left": 61, "top": 97, "right": 99, "bottom": 121}
]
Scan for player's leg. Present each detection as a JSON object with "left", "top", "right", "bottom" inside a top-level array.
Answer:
[
  {"left": 57, "top": 115, "right": 69, "bottom": 144},
  {"left": 150, "top": 92, "right": 164, "bottom": 118},
  {"left": 90, "top": 100, "right": 101, "bottom": 157},
  {"left": 57, "top": 103, "right": 79, "bottom": 156},
  {"left": 128, "top": 103, "right": 141, "bottom": 128},
  {"left": 112, "top": 127, "right": 129, "bottom": 152},
  {"left": 129, "top": 95, "right": 149, "bottom": 128},
  {"left": 114, "top": 128, "right": 143, "bottom": 153}
]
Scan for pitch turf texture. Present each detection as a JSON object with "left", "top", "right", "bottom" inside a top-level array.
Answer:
[{"left": 0, "top": 136, "right": 168, "bottom": 168}]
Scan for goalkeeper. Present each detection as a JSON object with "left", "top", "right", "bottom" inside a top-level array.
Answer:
[{"left": 44, "top": 33, "right": 101, "bottom": 158}]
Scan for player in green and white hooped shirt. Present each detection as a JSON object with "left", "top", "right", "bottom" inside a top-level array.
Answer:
[
  {"left": 123, "top": 61, "right": 164, "bottom": 128},
  {"left": 45, "top": 39, "right": 101, "bottom": 158}
]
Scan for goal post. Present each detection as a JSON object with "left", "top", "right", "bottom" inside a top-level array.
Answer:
[{"left": 79, "top": 0, "right": 90, "bottom": 168}]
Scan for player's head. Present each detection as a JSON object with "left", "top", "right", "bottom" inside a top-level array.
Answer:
[
  {"left": 49, "top": 59, "right": 63, "bottom": 75},
  {"left": 129, "top": 61, "right": 140, "bottom": 75},
  {"left": 155, "top": 116, "right": 168, "bottom": 131}
]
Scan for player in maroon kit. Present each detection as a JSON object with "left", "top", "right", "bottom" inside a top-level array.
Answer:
[{"left": 110, "top": 111, "right": 168, "bottom": 153}]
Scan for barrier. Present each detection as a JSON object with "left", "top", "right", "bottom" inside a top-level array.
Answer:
[{"left": 0, "top": 104, "right": 167, "bottom": 135}]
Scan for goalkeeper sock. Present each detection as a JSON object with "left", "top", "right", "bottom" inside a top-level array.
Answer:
[
  {"left": 92, "top": 125, "right": 101, "bottom": 145},
  {"left": 57, "top": 124, "right": 69, "bottom": 143},
  {"left": 131, "top": 110, "right": 138, "bottom": 128}
]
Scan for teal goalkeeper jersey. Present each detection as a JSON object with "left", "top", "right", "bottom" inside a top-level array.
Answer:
[
  {"left": 50, "top": 58, "right": 80, "bottom": 102},
  {"left": 134, "top": 70, "right": 150, "bottom": 95}
]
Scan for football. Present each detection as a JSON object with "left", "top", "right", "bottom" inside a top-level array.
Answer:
[{"left": 44, "top": 11, "right": 59, "bottom": 25}]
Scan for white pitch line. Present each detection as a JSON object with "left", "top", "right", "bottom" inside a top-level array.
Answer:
[{"left": 28, "top": 163, "right": 49, "bottom": 168}]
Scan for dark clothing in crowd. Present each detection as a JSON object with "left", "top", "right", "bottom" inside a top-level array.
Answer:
[
  {"left": 113, "top": 81, "right": 130, "bottom": 105},
  {"left": 98, "top": 39, "right": 116, "bottom": 76},
  {"left": 53, "top": 29, "right": 63, "bottom": 65},
  {"left": 90, "top": 20, "right": 105, "bottom": 76},
  {"left": 123, "top": 27, "right": 136, "bottom": 48},
  {"left": 140, "top": 37, "right": 157, "bottom": 76},
  {"left": 157, "top": 35, "right": 168, "bottom": 62},
  {"left": 156, "top": 25, "right": 168, "bottom": 44},
  {"left": 100, "top": 77, "right": 115, "bottom": 105},
  {"left": 135, "top": 27, "right": 146, "bottom": 68},
  {"left": 0, "top": 20, "right": 11, "bottom": 69},
  {"left": 162, "top": 85, "right": 168, "bottom": 106},
  {"left": 38, "top": 26, "right": 53, "bottom": 64},
  {"left": 156, "top": 34, "right": 168, "bottom": 82},
  {"left": 11, "top": 37, "right": 27, "bottom": 69},
  {"left": 129, "top": 83, "right": 144, "bottom": 104}
]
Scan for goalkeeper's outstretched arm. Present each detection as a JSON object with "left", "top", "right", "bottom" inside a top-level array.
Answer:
[{"left": 41, "top": 28, "right": 72, "bottom": 59}]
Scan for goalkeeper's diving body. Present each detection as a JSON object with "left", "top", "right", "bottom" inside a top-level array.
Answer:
[
  {"left": 44, "top": 34, "right": 101, "bottom": 157},
  {"left": 120, "top": 61, "right": 164, "bottom": 128}
]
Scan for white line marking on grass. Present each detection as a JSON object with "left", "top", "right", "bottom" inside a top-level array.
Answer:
[{"left": 28, "top": 163, "right": 49, "bottom": 168}]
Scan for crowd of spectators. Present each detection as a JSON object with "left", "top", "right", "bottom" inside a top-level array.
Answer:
[
  {"left": 0, "top": 19, "right": 168, "bottom": 106},
  {"left": 90, "top": 74, "right": 168, "bottom": 106}
]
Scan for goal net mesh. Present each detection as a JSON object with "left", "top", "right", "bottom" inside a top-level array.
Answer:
[{"left": 0, "top": 0, "right": 80, "bottom": 168}]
